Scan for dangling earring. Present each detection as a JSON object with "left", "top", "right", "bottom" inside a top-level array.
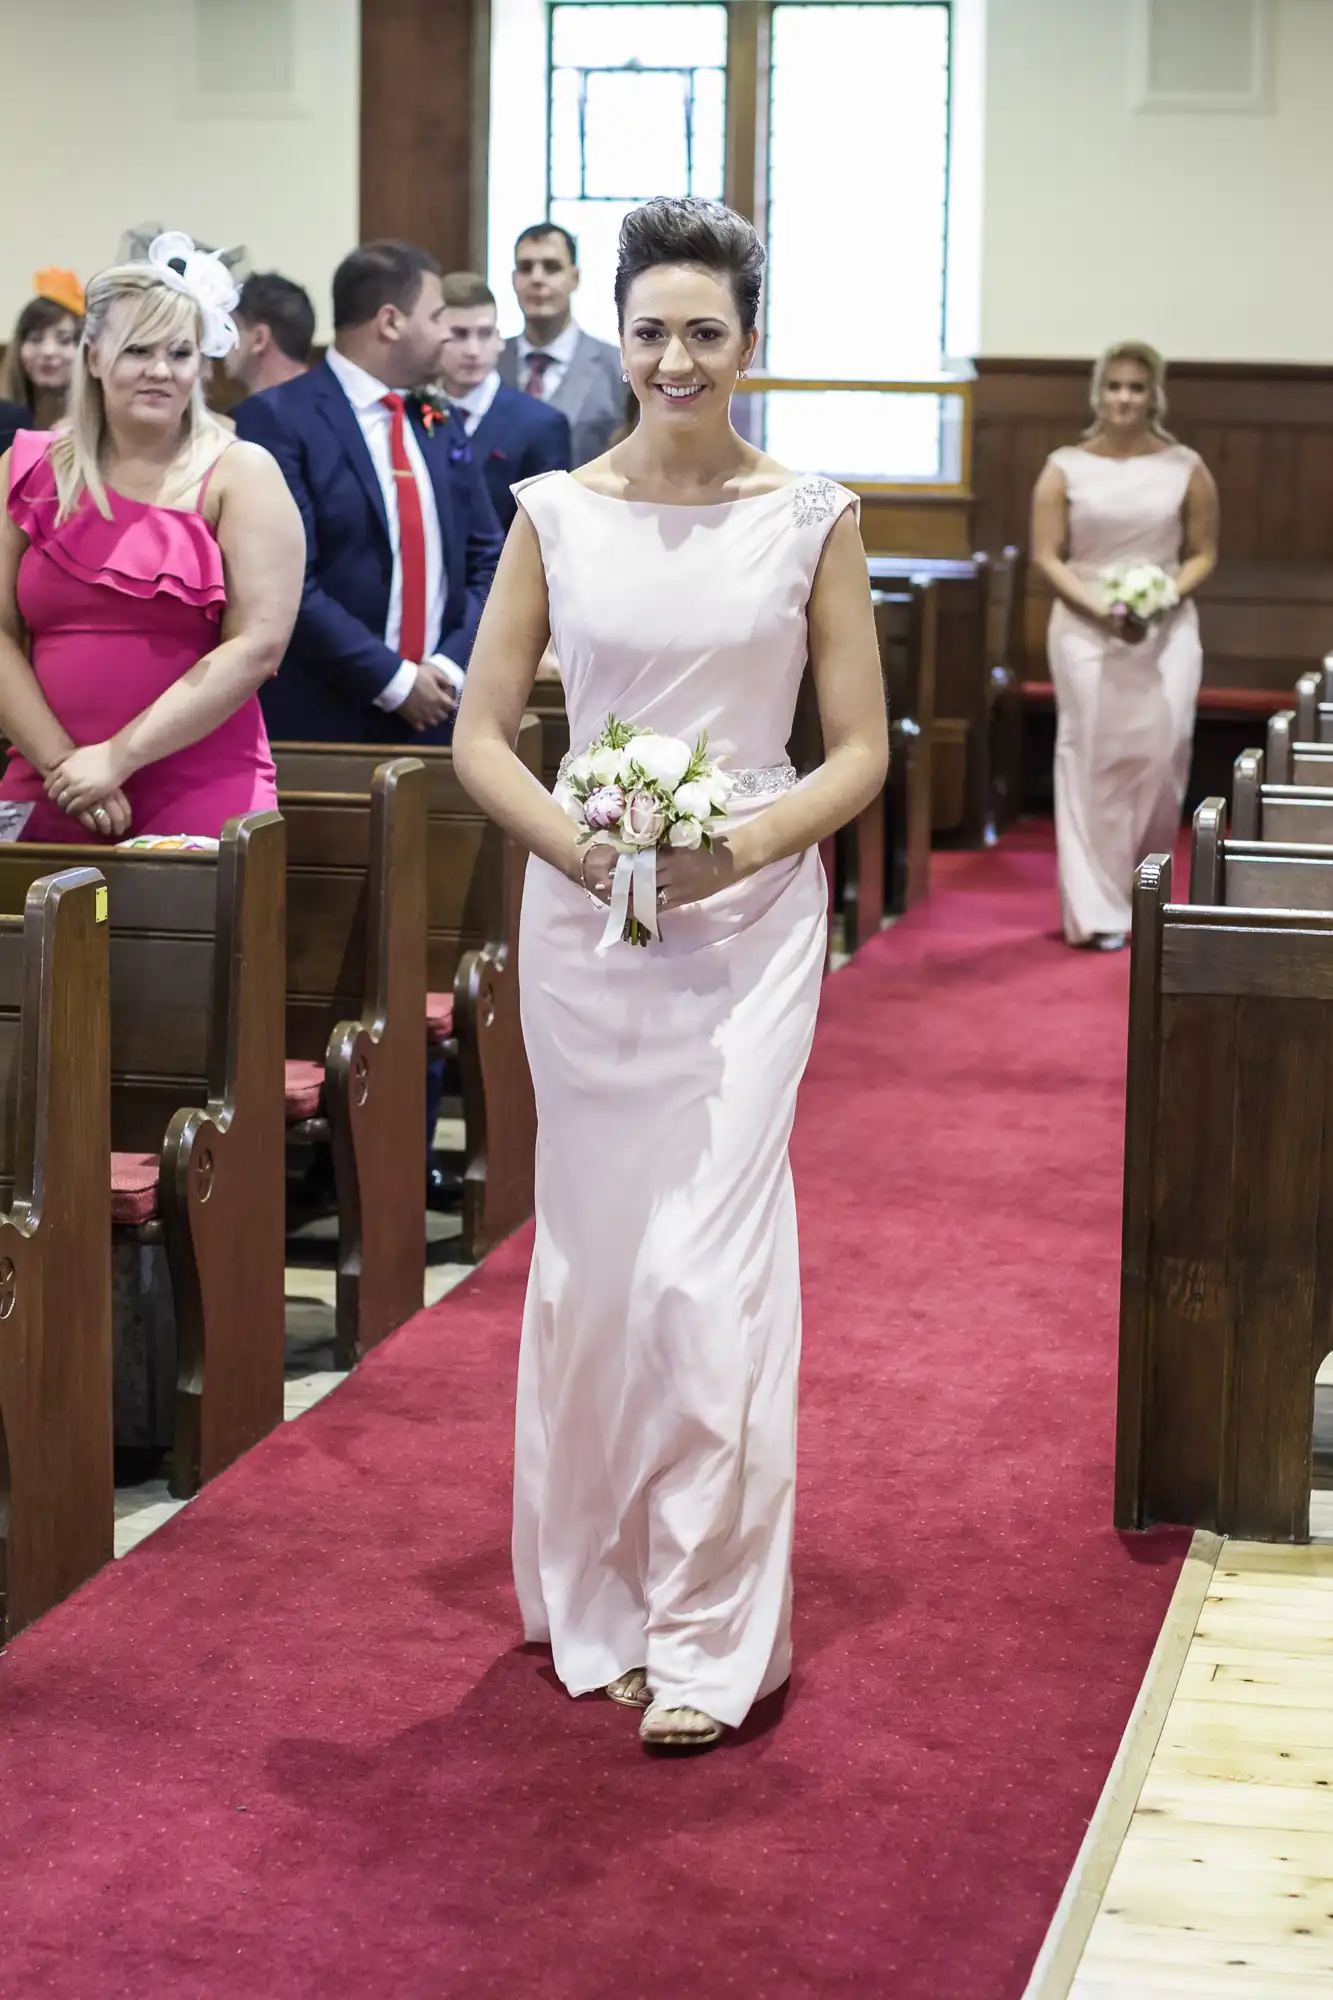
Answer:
[
  {"left": 739, "top": 368, "right": 748, "bottom": 379},
  {"left": 621, "top": 370, "right": 629, "bottom": 384}
]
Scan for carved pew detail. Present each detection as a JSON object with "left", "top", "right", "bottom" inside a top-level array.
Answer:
[
  {"left": 280, "top": 758, "right": 427, "bottom": 1367},
  {"left": 273, "top": 722, "right": 539, "bottom": 1261},
  {"left": 0, "top": 869, "right": 113, "bottom": 1639},
  {"left": 873, "top": 579, "right": 938, "bottom": 914},
  {"left": 0, "top": 815, "right": 287, "bottom": 1499}
]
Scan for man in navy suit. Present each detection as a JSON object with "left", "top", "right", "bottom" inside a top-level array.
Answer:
[
  {"left": 234, "top": 241, "right": 503, "bottom": 745},
  {"left": 435, "top": 272, "right": 570, "bottom": 530}
]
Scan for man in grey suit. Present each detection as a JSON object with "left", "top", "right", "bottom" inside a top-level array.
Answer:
[{"left": 498, "top": 222, "right": 626, "bottom": 467}]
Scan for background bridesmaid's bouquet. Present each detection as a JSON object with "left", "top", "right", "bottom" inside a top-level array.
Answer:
[
  {"left": 1101, "top": 563, "right": 1179, "bottom": 635},
  {"left": 555, "top": 715, "right": 733, "bottom": 947}
]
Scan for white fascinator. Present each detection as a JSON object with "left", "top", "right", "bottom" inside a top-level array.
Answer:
[{"left": 145, "top": 231, "right": 241, "bottom": 359}]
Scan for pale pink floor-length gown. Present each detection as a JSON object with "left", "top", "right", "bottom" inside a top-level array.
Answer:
[
  {"left": 512, "top": 469, "right": 856, "bottom": 1729},
  {"left": 1046, "top": 444, "right": 1203, "bottom": 943}
]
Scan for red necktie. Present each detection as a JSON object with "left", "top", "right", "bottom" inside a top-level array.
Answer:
[
  {"left": 523, "top": 351, "right": 553, "bottom": 399},
  {"left": 381, "top": 393, "right": 427, "bottom": 663}
]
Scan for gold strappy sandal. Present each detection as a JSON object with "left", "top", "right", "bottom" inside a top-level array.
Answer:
[
  {"left": 605, "top": 1668, "right": 652, "bottom": 1708},
  {"left": 639, "top": 1702, "right": 723, "bottom": 1751}
]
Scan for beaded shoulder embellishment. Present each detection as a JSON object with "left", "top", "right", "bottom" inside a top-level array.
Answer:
[{"left": 792, "top": 477, "right": 845, "bottom": 528}]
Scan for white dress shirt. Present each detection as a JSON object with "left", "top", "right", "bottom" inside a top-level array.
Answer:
[
  {"left": 515, "top": 319, "right": 580, "bottom": 403},
  {"left": 324, "top": 345, "right": 459, "bottom": 713},
  {"left": 450, "top": 368, "right": 503, "bottom": 437}
]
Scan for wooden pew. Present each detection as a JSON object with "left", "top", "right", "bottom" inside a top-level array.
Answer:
[
  {"left": 983, "top": 547, "right": 1025, "bottom": 840},
  {"left": 1262, "top": 707, "right": 1333, "bottom": 789},
  {"left": 524, "top": 679, "right": 570, "bottom": 798},
  {"left": 279, "top": 759, "right": 427, "bottom": 1367},
  {"left": 0, "top": 868, "right": 113, "bottom": 1638},
  {"left": 1117, "top": 850, "right": 1333, "bottom": 1541},
  {"left": 1192, "top": 791, "right": 1333, "bottom": 909},
  {"left": 1233, "top": 746, "right": 1333, "bottom": 843},
  {"left": 873, "top": 579, "right": 938, "bottom": 914},
  {"left": 272, "top": 720, "right": 539, "bottom": 1261},
  {"left": 0, "top": 815, "right": 286, "bottom": 1499},
  {"left": 1290, "top": 654, "right": 1333, "bottom": 742}
]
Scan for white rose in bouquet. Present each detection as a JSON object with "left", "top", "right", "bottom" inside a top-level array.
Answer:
[
  {"left": 672, "top": 780, "right": 714, "bottom": 821},
  {"left": 589, "top": 744, "right": 625, "bottom": 786},
  {"left": 553, "top": 779, "right": 584, "bottom": 823},
  {"left": 627, "top": 734, "right": 693, "bottom": 791},
  {"left": 566, "top": 752, "right": 595, "bottom": 788},
  {"left": 706, "top": 771, "right": 735, "bottom": 812},
  {"left": 668, "top": 816, "right": 704, "bottom": 849}
]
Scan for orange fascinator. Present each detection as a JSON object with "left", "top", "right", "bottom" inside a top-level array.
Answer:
[{"left": 32, "top": 267, "right": 85, "bottom": 318}]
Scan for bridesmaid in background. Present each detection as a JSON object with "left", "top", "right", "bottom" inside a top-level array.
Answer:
[{"left": 1032, "top": 342, "right": 1218, "bottom": 948}]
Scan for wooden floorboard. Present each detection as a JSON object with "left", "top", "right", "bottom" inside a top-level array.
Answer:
[{"left": 1063, "top": 1525, "right": 1333, "bottom": 1999}]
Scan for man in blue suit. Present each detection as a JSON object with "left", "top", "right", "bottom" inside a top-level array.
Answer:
[
  {"left": 435, "top": 272, "right": 571, "bottom": 530},
  {"left": 234, "top": 241, "right": 503, "bottom": 744}
]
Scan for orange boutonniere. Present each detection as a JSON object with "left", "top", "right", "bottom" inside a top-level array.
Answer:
[{"left": 409, "top": 388, "right": 451, "bottom": 436}]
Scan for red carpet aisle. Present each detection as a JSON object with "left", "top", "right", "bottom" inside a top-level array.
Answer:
[{"left": 0, "top": 823, "right": 1187, "bottom": 1999}]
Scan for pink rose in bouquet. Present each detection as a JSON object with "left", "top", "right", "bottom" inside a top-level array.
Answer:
[
  {"left": 584, "top": 783, "right": 625, "bottom": 830},
  {"left": 623, "top": 791, "right": 666, "bottom": 846}
]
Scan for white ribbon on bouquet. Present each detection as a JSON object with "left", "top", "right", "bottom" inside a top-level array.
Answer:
[{"left": 597, "top": 846, "right": 661, "bottom": 951}]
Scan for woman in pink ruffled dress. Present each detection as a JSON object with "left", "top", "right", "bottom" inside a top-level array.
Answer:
[{"left": 0, "top": 236, "right": 302, "bottom": 843}]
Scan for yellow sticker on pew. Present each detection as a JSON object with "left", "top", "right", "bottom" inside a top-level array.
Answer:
[{"left": 94, "top": 887, "right": 107, "bottom": 924}]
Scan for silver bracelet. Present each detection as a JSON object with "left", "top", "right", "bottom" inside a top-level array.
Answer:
[{"left": 578, "top": 847, "right": 604, "bottom": 907}]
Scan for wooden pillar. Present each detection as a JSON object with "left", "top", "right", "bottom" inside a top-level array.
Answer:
[
  {"left": 360, "top": 0, "right": 488, "bottom": 269},
  {"left": 723, "top": 1, "right": 772, "bottom": 234}
]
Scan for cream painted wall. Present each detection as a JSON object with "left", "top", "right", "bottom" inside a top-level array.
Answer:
[
  {"left": 0, "top": 0, "right": 359, "bottom": 341},
  {"left": 980, "top": 0, "right": 1333, "bottom": 360}
]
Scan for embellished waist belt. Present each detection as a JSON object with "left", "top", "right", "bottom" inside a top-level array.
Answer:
[{"left": 555, "top": 755, "right": 797, "bottom": 800}]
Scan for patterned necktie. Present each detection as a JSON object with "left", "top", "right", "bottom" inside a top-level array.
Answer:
[
  {"left": 380, "top": 393, "right": 427, "bottom": 663},
  {"left": 523, "top": 351, "right": 553, "bottom": 399}
]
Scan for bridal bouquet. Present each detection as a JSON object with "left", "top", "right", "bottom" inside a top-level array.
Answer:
[
  {"left": 554, "top": 715, "right": 733, "bottom": 948},
  {"left": 1101, "top": 563, "right": 1179, "bottom": 625}
]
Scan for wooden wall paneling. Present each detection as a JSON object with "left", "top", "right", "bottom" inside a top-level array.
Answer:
[{"left": 360, "top": 0, "right": 480, "bottom": 268}]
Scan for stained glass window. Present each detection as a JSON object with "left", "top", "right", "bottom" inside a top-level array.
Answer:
[
  {"left": 548, "top": 4, "right": 727, "bottom": 344},
  {"left": 763, "top": 2, "right": 952, "bottom": 477}
]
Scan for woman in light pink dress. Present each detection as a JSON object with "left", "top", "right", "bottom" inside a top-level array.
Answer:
[
  {"left": 1032, "top": 342, "right": 1219, "bottom": 947},
  {"left": 0, "top": 241, "right": 302, "bottom": 843},
  {"left": 454, "top": 199, "right": 887, "bottom": 1752}
]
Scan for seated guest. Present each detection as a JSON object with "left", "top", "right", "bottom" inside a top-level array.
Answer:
[
  {"left": 0, "top": 235, "right": 303, "bottom": 843},
  {"left": 499, "top": 223, "right": 622, "bottom": 467},
  {"left": 0, "top": 399, "right": 28, "bottom": 457},
  {"left": 437, "top": 271, "right": 570, "bottom": 531},
  {"left": 0, "top": 268, "right": 85, "bottom": 431},
  {"left": 225, "top": 272, "right": 315, "bottom": 396},
  {"left": 235, "top": 240, "right": 503, "bottom": 745}
]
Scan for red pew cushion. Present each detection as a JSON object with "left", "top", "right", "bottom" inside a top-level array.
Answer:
[
  {"left": 426, "top": 991, "right": 454, "bottom": 1044},
  {"left": 284, "top": 1059, "right": 324, "bottom": 1122},
  {"left": 110, "top": 1153, "right": 160, "bottom": 1226}
]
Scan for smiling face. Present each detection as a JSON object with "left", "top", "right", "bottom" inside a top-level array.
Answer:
[
  {"left": 438, "top": 302, "right": 503, "bottom": 397},
  {"left": 1097, "top": 357, "right": 1154, "bottom": 436},
  {"left": 88, "top": 293, "right": 202, "bottom": 433},
  {"left": 20, "top": 310, "right": 80, "bottom": 394},
  {"left": 621, "top": 263, "right": 757, "bottom": 430}
]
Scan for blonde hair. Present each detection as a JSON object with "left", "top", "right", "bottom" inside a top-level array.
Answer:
[
  {"left": 50, "top": 264, "right": 228, "bottom": 522},
  {"left": 1086, "top": 340, "right": 1174, "bottom": 442}
]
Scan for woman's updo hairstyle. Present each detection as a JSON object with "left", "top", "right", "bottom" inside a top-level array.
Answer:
[{"left": 614, "top": 197, "right": 765, "bottom": 334}]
